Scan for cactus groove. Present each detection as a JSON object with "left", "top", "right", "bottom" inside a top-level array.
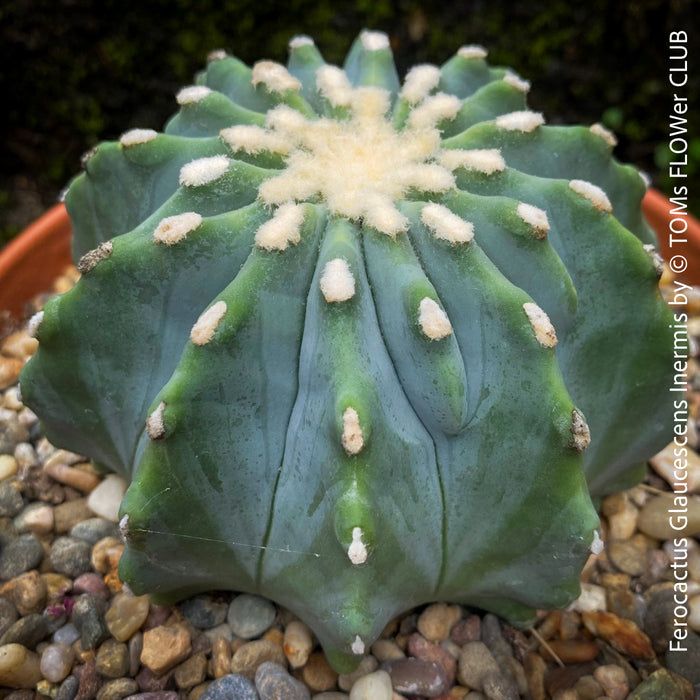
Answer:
[{"left": 20, "top": 30, "right": 673, "bottom": 671}]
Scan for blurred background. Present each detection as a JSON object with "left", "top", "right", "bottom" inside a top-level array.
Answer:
[{"left": 1, "top": 0, "right": 697, "bottom": 247}]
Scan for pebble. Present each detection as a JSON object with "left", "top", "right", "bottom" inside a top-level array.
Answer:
[
  {"left": 87, "top": 475, "right": 128, "bottom": 522},
  {"left": 210, "top": 637, "right": 232, "bottom": 678},
  {"left": 337, "top": 655, "right": 378, "bottom": 691},
  {"left": 230, "top": 638, "right": 286, "bottom": 681},
  {"left": 450, "top": 614, "right": 481, "bottom": 646},
  {"left": 593, "top": 664, "right": 628, "bottom": 700},
  {"left": 540, "top": 639, "right": 599, "bottom": 664},
  {"left": 14, "top": 502, "right": 54, "bottom": 535},
  {"left": 74, "top": 572, "right": 111, "bottom": 599},
  {"left": 407, "top": 632, "right": 456, "bottom": 685},
  {"left": 174, "top": 651, "right": 208, "bottom": 689},
  {"left": 96, "top": 678, "right": 139, "bottom": 700},
  {"left": 140, "top": 624, "right": 191, "bottom": 675},
  {"left": 55, "top": 674, "right": 79, "bottom": 700},
  {"left": 96, "top": 638, "right": 130, "bottom": 678},
  {"left": 198, "top": 673, "right": 258, "bottom": 700},
  {"left": 383, "top": 657, "right": 449, "bottom": 696},
  {"left": 637, "top": 493, "right": 700, "bottom": 538},
  {"left": 91, "top": 536, "right": 124, "bottom": 573},
  {"left": 313, "top": 694, "right": 350, "bottom": 700},
  {"left": 301, "top": 651, "right": 337, "bottom": 692},
  {"left": 573, "top": 674, "right": 604, "bottom": 700},
  {"left": 54, "top": 498, "right": 94, "bottom": 533},
  {"left": 53, "top": 623, "right": 80, "bottom": 646},
  {"left": 457, "top": 642, "right": 500, "bottom": 691},
  {"left": 0, "top": 612, "right": 49, "bottom": 648},
  {"left": 371, "top": 639, "right": 405, "bottom": 663},
  {"left": 627, "top": 667, "right": 690, "bottom": 699},
  {"left": 482, "top": 671, "right": 520, "bottom": 700},
  {"left": 348, "top": 669, "right": 393, "bottom": 700},
  {"left": 607, "top": 538, "right": 648, "bottom": 577},
  {"left": 71, "top": 517, "right": 120, "bottom": 544},
  {"left": 50, "top": 536, "right": 93, "bottom": 577},
  {"left": 128, "top": 631, "right": 143, "bottom": 676},
  {"left": 602, "top": 492, "right": 640, "bottom": 540},
  {"left": 39, "top": 642, "right": 74, "bottom": 683},
  {"left": 0, "top": 643, "right": 42, "bottom": 688},
  {"left": 255, "top": 660, "right": 310, "bottom": 699},
  {"left": 665, "top": 628, "right": 700, "bottom": 684},
  {"left": 227, "top": 593, "right": 276, "bottom": 639},
  {"left": 283, "top": 619, "right": 314, "bottom": 668},
  {"left": 0, "top": 408, "right": 29, "bottom": 453},
  {"left": 0, "top": 569, "right": 47, "bottom": 615},
  {"left": 180, "top": 594, "right": 228, "bottom": 630},
  {"left": 0, "top": 596, "right": 18, "bottom": 637},
  {"left": 0, "top": 454, "right": 18, "bottom": 480},
  {"left": 105, "top": 593, "right": 150, "bottom": 642},
  {"left": 0, "top": 533, "right": 43, "bottom": 580},
  {"left": 71, "top": 593, "right": 110, "bottom": 650},
  {"left": 581, "top": 611, "right": 655, "bottom": 660},
  {"left": 650, "top": 443, "right": 700, "bottom": 493},
  {"left": 417, "top": 603, "right": 461, "bottom": 643},
  {"left": 0, "top": 481, "right": 24, "bottom": 517},
  {"left": 203, "top": 623, "right": 233, "bottom": 644},
  {"left": 44, "top": 460, "right": 101, "bottom": 493}
]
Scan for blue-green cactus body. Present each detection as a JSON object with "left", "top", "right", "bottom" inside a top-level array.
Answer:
[{"left": 20, "top": 31, "right": 672, "bottom": 670}]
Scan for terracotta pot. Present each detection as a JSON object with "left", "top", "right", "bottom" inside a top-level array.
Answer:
[
  {"left": 0, "top": 190, "right": 698, "bottom": 321},
  {"left": 0, "top": 204, "right": 73, "bottom": 320}
]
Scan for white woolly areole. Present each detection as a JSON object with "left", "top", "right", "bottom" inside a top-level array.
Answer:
[
  {"left": 315, "top": 65, "right": 354, "bottom": 107},
  {"left": 176, "top": 85, "right": 211, "bottom": 105},
  {"left": 643, "top": 244, "right": 665, "bottom": 277},
  {"left": 407, "top": 93, "right": 461, "bottom": 130},
  {"left": 517, "top": 202, "right": 550, "bottom": 238},
  {"left": 495, "top": 110, "right": 545, "bottom": 133},
  {"left": 571, "top": 409, "right": 591, "bottom": 452},
  {"left": 289, "top": 35, "right": 314, "bottom": 49},
  {"left": 419, "top": 297, "right": 453, "bottom": 340},
  {"left": 440, "top": 148, "right": 506, "bottom": 175},
  {"left": 351, "top": 635, "right": 366, "bottom": 655},
  {"left": 589, "top": 123, "right": 618, "bottom": 148},
  {"left": 27, "top": 311, "right": 44, "bottom": 339},
  {"left": 421, "top": 203, "right": 474, "bottom": 244},
  {"left": 179, "top": 155, "right": 229, "bottom": 187},
  {"left": 190, "top": 301, "right": 227, "bottom": 346},
  {"left": 255, "top": 203, "right": 306, "bottom": 250},
  {"left": 458, "top": 45, "right": 487, "bottom": 59},
  {"left": 401, "top": 65, "right": 441, "bottom": 104},
  {"left": 78, "top": 241, "right": 113, "bottom": 274},
  {"left": 569, "top": 179, "right": 613, "bottom": 213},
  {"left": 118, "top": 514, "right": 129, "bottom": 539},
  {"left": 347, "top": 527, "right": 368, "bottom": 565},
  {"left": 119, "top": 128, "right": 158, "bottom": 147},
  {"left": 341, "top": 407, "right": 364, "bottom": 455},
  {"left": 153, "top": 212, "right": 203, "bottom": 245},
  {"left": 252, "top": 61, "right": 302, "bottom": 93},
  {"left": 146, "top": 401, "right": 167, "bottom": 440},
  {"left": 360, "top": 30, "right": 389, "bottom": 51},
  {"left": 320, "top": 258, "right": 355, "bottom": 302},
  {"left": 590, "top": 530, "right": 605, "bottom": 555},
  {"left": 207, "top": 49, "right": 227, "bottom": 62},
  {"left": 503, "top": 72, "right": 531, "bottom": 93},
  {"left": 220, "top": 125, "right": 291, "bottom": 155},
  {"left": 523, "top": 302, "right": 557, "bottom": 348}
]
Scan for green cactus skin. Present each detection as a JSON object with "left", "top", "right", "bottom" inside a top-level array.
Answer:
[{"left": 20, "top": 31, "right": 672, "bottom": 671}]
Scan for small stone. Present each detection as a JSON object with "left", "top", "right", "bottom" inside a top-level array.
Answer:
[
  {"left": 199, "top": 673, "right": 258, "bottom": 700},
  {"left": 0, "top": 454, "right": 18, "bottom": 480},
  {"left": 40, "top": 642, "right": 74, "bottom": 683},
  {"left": 383, "top": 657, "right": 449, "bottom": 696},
  {"left": 53, "top": 623, "right": 80, "bottom": 646},
  {"left": 71, "top": 518, "right": 120, "bottom": 545},
  {"left": 689, "top": 594, "right": 700, "bottom": 632},
  {"left": 301, "top": 651, "right": 337, "bottom": 692},
  {"left": 105, "top": 593, "right": 150, "bottom": 642},
  {"left": 73, "top": 572, "right": 110, "bottom": 599},
  {"left": 54, "top": 499, "right": 94, "bottom": 533},
  {"left": 650, "top": 443, "right": 700, "bottom": 493},
  {"left": 450, "top": 615, "right": 480, "bottom": 646},
  {"left": 43, "top": 572, "right": 73, "bottom": 600},
  {"left": 56, "top": 674, "right": 80, "bottom": 700},
  {"left": 173, "top": 651, "right": 208, "bottom": 689},
  {"left": 96, "top": 678, "right": 139, "bottom": 700},
  {"left": 573, "top": 675, "right": 604, "bottom": 700},
  {"left": 203, "top": 623, "right": 233, "bottom": 645},
  {"left": 523, "top": 653, "right": 546, "bottom": 700},
  {"left": 0, "top": 481, "right": 24, "bottom": 517},
  {"left": 50, "top": 536, "right": 93, "bottom": 577},
  {"left": 313, "top": 694, "right": 350, "bottom": 700},
  {"left": 592, "top": 664, "right": 628, "bottom": 700},
  {"left": 607, "top": 538, "right": 648, "bottom": 577},
  {"left": 91, "top": 536, "right": 124, "bottom": 573},
  {"left": 255, "top": 660, "right": 310, "bottom": 699},
  {"left": 1, "top": 330, "right": 37, "bottom": 360},
  {"left": 540, "top": 639, "right": 599, "bottom": 664},
  {"left": 128, "top": 631, "right": 143, "bottom": 676},
  {"left": 417, "top": 603, "right": 461, "bottom": 643},
  {"left": 15, "top": 502, "right": 54, "bottom": 535},
  {"left": 125, "top": 693, "right": 179, "bottom": 700},
  {"left": 349, "top": 669, "right": 392, "bottom": 700},
  {"left": 181, "top": 595, "right": 228, "bottom": 630},
  {"left": 370, "top": 639, "right": 405, "bottom": 663},
  {"left": 407, "top": 633, "right": 456, "bottom": 686},
  {"left": 0, "top": 357, "right": 23, "bottom": 391},
  {"left": 227, "top": 593, "right": 276, "bottom": 639},
  {"left": 0, "top": 569, "right": 46, "bottom": 615},
  {"left": 581, "top": 611, "right": 655, "bottom": 660},
  {"left": 338, "top": 655, "right": 378, "bottom": 691},
  {"left": 637, "top": 493, "right": 700, "bottom": 538},
  {"left": 0, "top": 534, "right": 43, "bottom": 580},
  {"left": 141, "top": 624, "right": 191, "bottom": 675},
  {"left": 602, "top": 492, "right": 639, "bottom": 540},
  {"left": 665, "top": 628, "right": 700, "bottom": 684},
  {"left": 457, "top": 642, "right": 499, "bottom": 691},
  {"left": 96, "top": 638, "right": 129, "bottom": 678},
  {"left": 231, "top": 638, "right": 286, "bottom": 681},
  {"left": 573, "top": 582, "right": 608, "bottom": 613},
  {"left": 44, "top": 461, "right": 101, "bottom": 493},
  {"left": 87, "top": 475, "right": 128, "bottom": 522},
  {"left": 0, "top": 613, "right": 49, "bottom": 648},
  {"left": 627, "top": 668, "right": 691, "bottom": 700},
  {"left": 0, "top": 596, "right": 18, "bottom": 638},
  {"left": 482, "top": 671, "right": 520, "bottom": 700},
  {"left": 283, "top": 619, "right": 314, "bottom": 668},
  {"left": 211, "top": 637, "right": 231, "bottom": 679},
  {"left": 0, "top": 643, "right": 42, "bottom": 688},
  {"left": 0, "top": 408, "right": 29, "bottom": 453},
  {"left": 71, "top": 593, "right": 110, "bottom": 650}
]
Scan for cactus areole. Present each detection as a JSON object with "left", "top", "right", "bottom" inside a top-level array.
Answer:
[{"left": 20, "top": 31, "right": 673, "bottom": 671}]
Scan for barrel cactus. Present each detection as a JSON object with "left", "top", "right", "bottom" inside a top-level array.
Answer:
[{"left": 20, "top": 31, "right": 672, "bottom": 670}]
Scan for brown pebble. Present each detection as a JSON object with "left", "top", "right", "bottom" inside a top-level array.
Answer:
[
  {"left": 0, "top": 357, "right": 23, "bottom": 391},
  {"left": 540, "top": 639, "right": 599, "bottom": 664},
  {"left": 140, "top": 624, "right": 191, "bottom": 675},
  {"left": 41, "top": 572, "right": 72, "bottom": 601},
  {"left": 301, "top": 650, "right": 338, "bottom": 692},
  {"left": 91, "top": 537, "right": 123, "bottom": 573},
  {"left": 0, "top": 570, "right": 47, "bottom": 615},
  {"left": 523, "top": 652, "right": 546, "bottom": 700},
  {"left": 53, "top": 498, "right": 93, "bottom": 533},
  {"left": 417, "top": 603, "right": 461, "bottom": 643},
  {"left": 230, "top": 638, "right": 286, "bottom": 681},
  {"left": 188, "top": 681, "right": 211, "bottom": 700},
  {"left": 43, "top": 461, "right": 101, "bottom": 493},
  {"left": 210, "top": 637, "right": 231, "bottom": 679},
  {"left": 263, "top": 627, "right": 284, "bottom": 646},
  {"left": 95, "top": 638, "right": 129, "bottom": 678},
  {"left": 593, "top": 664, "right": 629, "bottom": 700},
  {"left": 545, "top": 662, "right": 598, "bottom": 698},
  {"left": 407, "top": 632, "right": 456, "bottom": 686},
  {"left": 283, "top": 619, "right": 314, "bottom": 669},
  {"left": 450, "top": 615, "right": 480, "bottom": 646},
  {"left": 573, "top": 674, "right": 604, "bottom": 700},
  {"left": 173, "top": 651, "right": 207, "bottom": 689},
  {"left": 581, "top": 611, "right": 655, "bottom": 660}
]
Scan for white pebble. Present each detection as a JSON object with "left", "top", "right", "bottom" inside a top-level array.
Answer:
[
  {"left": 349, "top": 669, "right": 393, "bottom": 700},
  {"left": 40, "top": 642, "right": 74, "bottom": 683},
  {"left": 87, "top": 475, "right": 128, "bottom": 522}
]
